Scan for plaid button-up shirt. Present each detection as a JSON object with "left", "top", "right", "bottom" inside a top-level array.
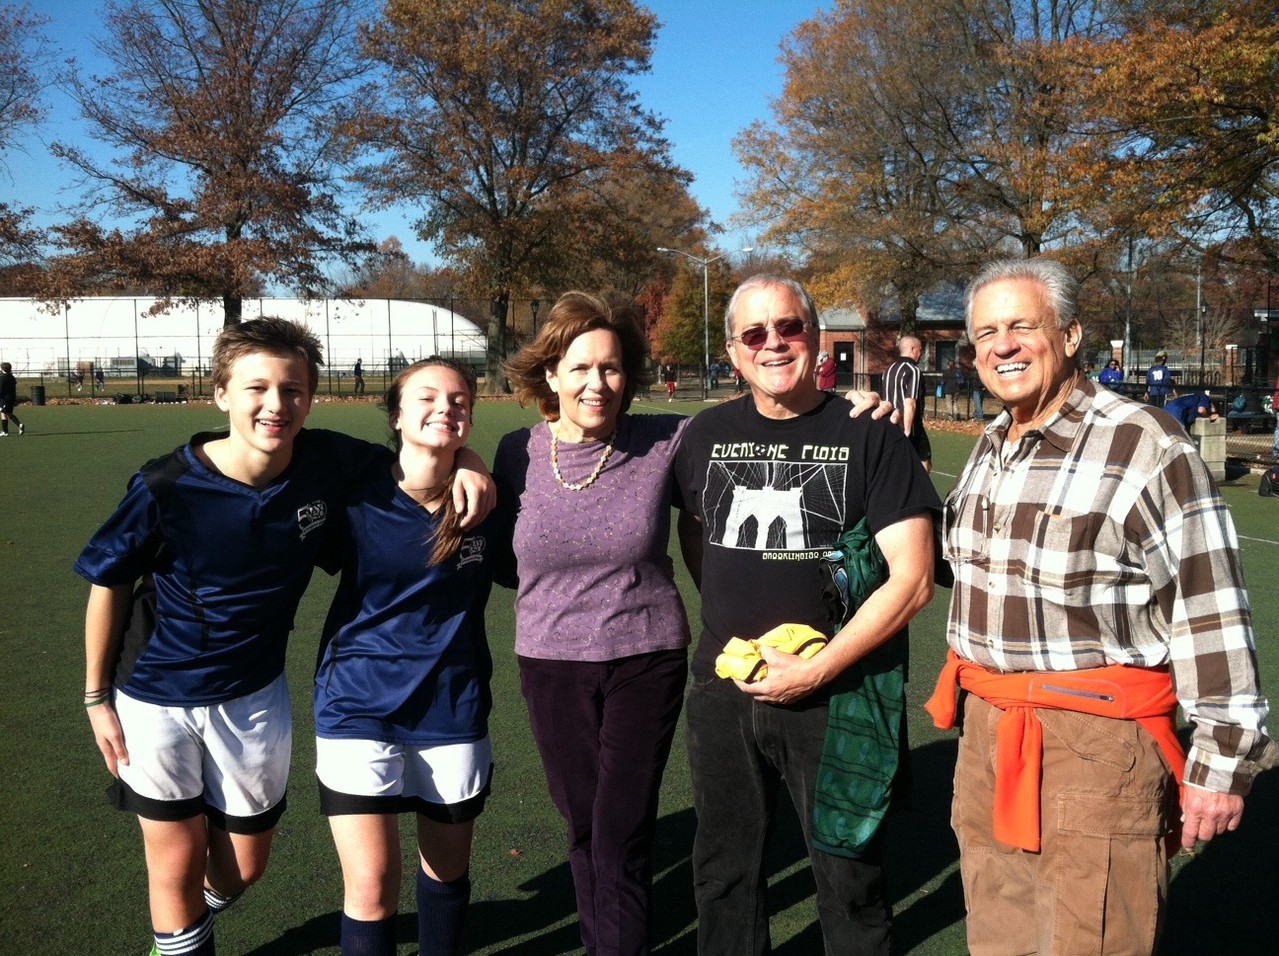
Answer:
[{"left": 944, "top": 378, "right": 1275, "bottom": 794}]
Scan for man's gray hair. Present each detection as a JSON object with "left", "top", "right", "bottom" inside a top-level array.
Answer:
[
  {"left": 724, "top": 273, "right": 817, "bottom": 340},
  {"left": 964, "top": 258, "right": 1080, "bottom": 339}
]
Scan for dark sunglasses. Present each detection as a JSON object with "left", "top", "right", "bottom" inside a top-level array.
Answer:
[{"left": 731, "top": 317, "right": 810, "bottom": 350}]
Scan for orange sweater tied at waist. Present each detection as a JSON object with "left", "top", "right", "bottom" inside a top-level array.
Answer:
[{"left": 925, "top": 648, "right": 1185, "bottom": 853}]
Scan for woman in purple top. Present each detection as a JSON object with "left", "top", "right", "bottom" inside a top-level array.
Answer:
[{"left": 494, "top": 292, "right": 690, "bottom": 956}]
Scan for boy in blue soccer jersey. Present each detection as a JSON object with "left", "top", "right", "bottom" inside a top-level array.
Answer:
[{"left": 75, "top": 319, "right": 492, "bottom": 956}]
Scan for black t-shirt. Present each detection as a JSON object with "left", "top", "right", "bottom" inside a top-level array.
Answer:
[{"left": 675, "top": 393, "right": 941, "bottom": 678}]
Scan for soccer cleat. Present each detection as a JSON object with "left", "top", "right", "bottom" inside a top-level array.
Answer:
[
  {"left": 0, "top": 431, "right": 6, "bottom": 437},
  {"left": 17, "top": 423, "right": 24, "bottom": 434}
]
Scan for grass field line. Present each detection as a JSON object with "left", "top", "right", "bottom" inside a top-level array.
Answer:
[{"left": 1237, "top": 533, "right": 1279, "bottom": 546}]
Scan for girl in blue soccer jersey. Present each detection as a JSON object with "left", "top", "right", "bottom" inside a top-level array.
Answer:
[{"left": 314, "top": 357, "right": 496, "bottom": 956}]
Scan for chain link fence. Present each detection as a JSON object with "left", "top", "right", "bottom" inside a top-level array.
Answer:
[{"left": 0, "top": 295, "right": 505, "bottom": 402}]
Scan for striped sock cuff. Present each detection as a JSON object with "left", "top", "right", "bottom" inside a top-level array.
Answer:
[
  {"left": 203, "top": 885, "right": 242, "bottom": 914},
  {"left": 154, "top": 908, "right": 214, "bottom": 955}
]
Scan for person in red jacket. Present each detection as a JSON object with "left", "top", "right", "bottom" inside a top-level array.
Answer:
[{"left": 815, "top": 350, "right": 837, "bottom": 392}]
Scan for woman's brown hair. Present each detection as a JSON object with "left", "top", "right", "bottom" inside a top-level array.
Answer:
[{"left": 505, "top": 292, "right": 654, "bottom": 420}]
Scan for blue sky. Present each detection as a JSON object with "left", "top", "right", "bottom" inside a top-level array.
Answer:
[{"left": 4, "top": 1, "right": 823, "bottom": 266}]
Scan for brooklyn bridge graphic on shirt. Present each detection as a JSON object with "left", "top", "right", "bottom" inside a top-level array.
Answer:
[{"left": 701, "top": 457, "right": 847, "bottom": 552}]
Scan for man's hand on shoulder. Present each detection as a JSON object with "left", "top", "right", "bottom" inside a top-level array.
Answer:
[{"left": 843, "top": 389, "right": 901, "bottom": 427}]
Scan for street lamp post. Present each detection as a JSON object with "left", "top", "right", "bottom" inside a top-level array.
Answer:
[
  {"left": 63, "top": 302, "right": 72, "bottom": 396},
  {"left": 657, "top": 246, "right": 752, "bottom": 400},
  {"left": 1197, "top": 264, "right": 1206, "bottom": 387}
]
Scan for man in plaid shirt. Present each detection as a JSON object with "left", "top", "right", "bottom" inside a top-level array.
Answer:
[{"left": 926, "top": 258, "right": 1276, "bottom": 955}]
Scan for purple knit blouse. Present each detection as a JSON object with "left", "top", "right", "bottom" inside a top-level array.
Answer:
[{"left": 493, "top": 413, "right": 692, "bottom": 662}]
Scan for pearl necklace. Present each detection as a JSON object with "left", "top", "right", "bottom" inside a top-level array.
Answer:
[{"left": 550, "top": 430, "right": 615, "bottom": 491}]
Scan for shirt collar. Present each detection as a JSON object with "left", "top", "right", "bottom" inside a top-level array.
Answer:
[{"left": 983, "top": 376, "right": 1097, "bottom": 456}]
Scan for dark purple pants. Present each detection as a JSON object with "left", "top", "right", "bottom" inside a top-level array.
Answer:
[{"left": 519, "top": 649, "right": 688, "bottom": 956}]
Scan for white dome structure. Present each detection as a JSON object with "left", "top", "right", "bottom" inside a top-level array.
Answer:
[{"left": 0, "top": 296, "right": 487, "bottom": 377}]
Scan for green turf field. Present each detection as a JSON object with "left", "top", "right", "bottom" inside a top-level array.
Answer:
[{"left": 1, "top": 398, "right": 1274, "bottom": 954}]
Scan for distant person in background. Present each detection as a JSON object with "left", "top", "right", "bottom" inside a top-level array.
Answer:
[
  {"left": 663, "top": 362, "right": 678, "bottom": 401},
  {"left": 0, "top": 361, "right": 24, "bottom": 436},
  {"left": 353, "top": 358, "right": 367, "bottom": 397},
  {"left": 1146, "top": 350, "right": 1172, "bottom": 406},
  {"left": 96, "top": 367, "right": 106, "bottom": 390},
  {"left": 883, "top": 335, "right": 931, "bottom": 471},
  {"left": 1272, "top": 374, "right": 1279, "bottom": 458},
  {"left": 816, "top": 350, "right": 837, "bottom": 393},
  {"left": 1164, "top": 390, "right": 1218, "bottom": 431},
  {"left": 1083, "top": 361, "right": 1097, "bottom": 381},
  {"left": 1099, "top": 358, "right": 1124, "bottom": 388},
  {"left": 969, "top": 363, "right": 986, "bottom": 421},
  {"left": 944, "top": 360, "right": 965, "bottom": 419}
]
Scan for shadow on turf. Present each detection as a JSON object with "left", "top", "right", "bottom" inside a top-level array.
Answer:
[
  {"left": 470, "top": 738, "right": 964, "bottom": 955},
  {"left": 243, "top": 740, "right": 967, "bottom": 954},
  {"left": 10, "top": 427, "right": 149, "bottom": 437},
  {"left": 1159, "top": 763, "right": 1278, "bottom": 955}
]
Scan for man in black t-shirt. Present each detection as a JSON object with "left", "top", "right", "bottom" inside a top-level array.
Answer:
[{"left": 674, "top": 273, "right": 940, "bottom": 956}]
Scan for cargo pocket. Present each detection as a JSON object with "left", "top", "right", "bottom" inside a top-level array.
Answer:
[{"left": 1045, "top": 713, "right": 1170, "bottom": 953}]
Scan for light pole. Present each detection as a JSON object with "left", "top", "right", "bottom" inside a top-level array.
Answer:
[
  {"left": 657, "top": 246, "right": 752, "bottom": 399},
  {"left": 63, "top": 302, "right": 72, "bottom": 395}
]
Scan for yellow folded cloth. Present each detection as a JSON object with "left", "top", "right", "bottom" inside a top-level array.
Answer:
[{"left": 714, "top": 623, "right": 829, "bottom": 683}]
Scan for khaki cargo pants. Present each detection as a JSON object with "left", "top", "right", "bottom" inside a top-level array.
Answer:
[{"left": 952, "top": 693, "right": 1177, "bottom": 955}]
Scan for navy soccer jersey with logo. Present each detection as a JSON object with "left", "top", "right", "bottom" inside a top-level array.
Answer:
[
  {"left": 314, "top": 467, "right": 496, "bottom": 745},
  {"left": 74, "top": 429, "right": 383, "bottom": 706}
]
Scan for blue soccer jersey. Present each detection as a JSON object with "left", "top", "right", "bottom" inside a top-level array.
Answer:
[
  {"left": 74, "top": 429, "right": 384, "bottom": 706},
  {"left": 314, "top": 467, "right": 495, "bottom": 746}
]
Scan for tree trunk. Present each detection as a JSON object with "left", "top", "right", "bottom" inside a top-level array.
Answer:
[
  {"left": 223, "top": 293, "right": 243, "bottom": 327},
  {"left": 482, "top": 290, "right": 510, "bottom": 394},
  {"left": 900, "top": 295, "right": 920, "bottom": 337}
]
